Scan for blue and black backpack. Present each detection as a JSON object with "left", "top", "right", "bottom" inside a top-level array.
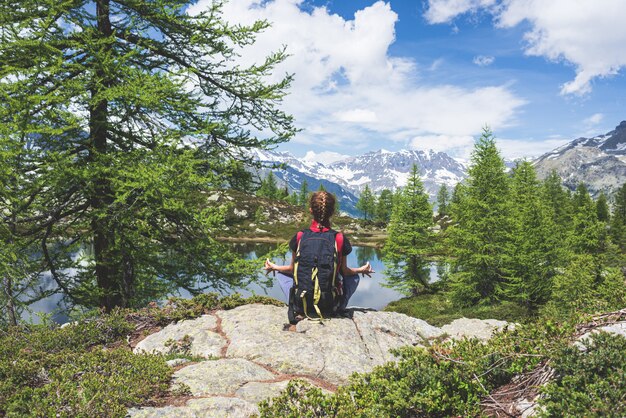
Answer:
[{"left": 288, "top": 229, "right": 343, "bottom": 324}]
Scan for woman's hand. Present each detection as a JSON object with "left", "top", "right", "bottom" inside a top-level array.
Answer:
[
  {"left": 264, "top": 258, "right": 276, "bottom": 276},
  {"left": 359, "top": 261, "right": 374, "bottom": 277}
]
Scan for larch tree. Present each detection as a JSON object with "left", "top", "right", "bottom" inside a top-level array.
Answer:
[
  {"left": 299, "top": 180, "right": 309, "bottom": 207},
  {"left": 383, "top": 164, "right": 434, "bottom": 296},
  {"left": 0, "top": 0, "right": 295, "bottom": 311},
  {"left": 504, "top": 161, "right": 562, "bottom": 310},
  {"left": 374, "top": 189, "right": 394, "bottom": 224},
  {"left": 356, "top": 184, "right": 376, "bottom": 221},
  {"left": 610, "top": 184, "right": 626, "bottom": 251},
  {"left": 436, "top": 184, "right": 450, "bottom": 217},
  {"left": 257, "top": 172, "right": 279, "bottom": 199},
  {"left": 448, "top": 128, "right": 513, "bottom": 306},
  {"left": 596, "top": 191, "right": 610, "bottom": 223}
]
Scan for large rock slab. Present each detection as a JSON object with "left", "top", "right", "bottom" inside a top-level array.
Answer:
[
  {"left": 129, "top": 304, "right": 511, "bottom": 417},
  {"left": 442, "top": 317, "right": 509, "bottom": 341},
  {"left": 220, "top": 304, "right": 445, "bottom": 385},
  {"left": 127, "top": 397, "right": 258, "bottom": 418},
  {"left": 134, "top": 315, "right": 225, "bottom": 358},
  {"left": 173, "top": 358, "right": 275, "bottom": 396}
]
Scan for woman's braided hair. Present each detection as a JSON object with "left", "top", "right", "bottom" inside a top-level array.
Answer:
[{"left": 310, "top": 191, "right": 335, "bottom": 230}]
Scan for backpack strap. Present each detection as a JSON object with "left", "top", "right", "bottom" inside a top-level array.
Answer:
[{"left": 294, "top": 230, "right": 304, "bottom": 287}]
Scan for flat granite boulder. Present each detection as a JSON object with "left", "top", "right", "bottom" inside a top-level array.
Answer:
[
  {"left": 173, "top": 358, "right": 275, "bottom": 396},
  {"left": 128, "top": 397, "right": 258, "bottom": 418},
  {"left": 134, "top": 315, "right": 225, "bottom": 358},
  {"left": 442, "top": 317, "right": 510, "bottom": 341},
  {"left": 220, "top": 304, "right": 445, "bottom": 385},
  {"left": 129, "top": 304, "right": 510, "bottom": 418}
]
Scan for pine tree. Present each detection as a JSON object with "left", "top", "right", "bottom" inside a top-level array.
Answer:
[
  {"left": 448, "top": 128, "right": 513, "bottom": 306},
  {"left": 0, "top": 0, "right": 295, "bottom": 311},
  {"left": 374, "top": 189, "right": 394, "bottom": 223},
  {"left": 287, "top": 192, "right": 299, "bottom": 206},
  {"left": 436, "top": 184, "right": 450, "bottom": 217},
  {"left": 570, "top": 184, "right": 605, "bottom": 256},
  {"left": 541, "top": 170, "right": 572, "bottom": 240},
  {"left": 504, "top": 161, "right": 562, "bottom": 310},
  {"left": 257, "top": 172, "right": 279, "bottom": 199},
  {"left": 357, "top": 185, "right": 376, "bottom": 221},
  {"left": 610, "top": 184, "right": 626, "bottom": 250},
  {"left": 317, "top": 183, "right": 326, "bottom": 192},
  {"left": 596, "top": 191, "right": 610, "bottom": 223},
  {"left": 275, "top": 186, "right": 289, "bottom": 201},
  {"left": 383, "top": 165, "right": 434, "bottom": 295},
  {"left": 299, "top": 180, "right": 309, "bottom": 207}
]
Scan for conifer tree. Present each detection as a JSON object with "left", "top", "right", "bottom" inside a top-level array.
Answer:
[
  {"left": 299, "top": 180, "right": 309, "bottom": 207},
  {"left": 541, "top": 170, "right": 572, "bottom": 239},
  {"left": 504, "top": 161, "right": 562, "bottom": 310},
  {"left": 448, "top": 128, "right": 512, "bottom": 306},
  {"left": 383, "top": 165, "right": 434, "bottom": 295},
  {"left": 356, "top": 185, "right": 376, "bottom": 221},
  {"left": 570, "top": 184, "right": 605, "bottom": 256},
  {"left": 596, "top": 191, "right": 610, "bottom": 223},
  {"left": 374, "top": 189, "right": 394, "bottom": 223},
  {"left": 257, "top": 172, "right": 279, "bottom": 199},
  {"left": 436, "top": 184, "right": 450, "bottom": 217},
  {"left": 317, "top": 183, "right": 326, "bottom": 192},
  {"left": 0, "top": 0, "right": 295, "bottom": 311},
  {"left": 449, "top": 182, "right": 466, "bottom": 222},
  {"left": 610, "top": 184, "right": 626, "bottom": 250},
  {"left": 287, "top": 192, "right": 299, "bottom": 206}
]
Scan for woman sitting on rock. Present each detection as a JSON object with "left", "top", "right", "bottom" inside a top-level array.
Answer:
[{"left": 264, "top": 191, "right": 374, "bottom": 321}]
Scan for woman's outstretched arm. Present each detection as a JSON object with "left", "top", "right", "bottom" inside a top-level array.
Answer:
[
  {"left": 264, "top": 256, "right": 295, "bottom": 275},
  {"left": 340, "top": 257, "right": 374, "bottom": 277}
]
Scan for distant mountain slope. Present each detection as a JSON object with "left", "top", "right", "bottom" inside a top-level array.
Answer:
[
  {"left": 534, "top": 121, "right": 626, "bottom": 196},
  {"left": 249, "top": 148, "right": 468, "bottom": 207}
]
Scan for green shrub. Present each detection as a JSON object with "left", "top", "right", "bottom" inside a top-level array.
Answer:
[
  {"left": 385, "top": 293, "right": 530, "bottom": 327},
  {"left": 539, "top": 332, "right": 626, "bottom": 417},
  {"left": 261, "top": 319, "right": 573, "bottom": 417},
  {"left": 0, "top": 310, "right": 171, "bottom": 417}
]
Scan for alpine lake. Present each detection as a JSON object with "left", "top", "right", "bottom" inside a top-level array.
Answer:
[{"left": 25, "top": 243, "right": 443, "bottom": 324}]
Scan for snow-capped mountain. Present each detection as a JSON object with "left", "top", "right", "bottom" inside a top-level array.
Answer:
[
  {"left": 319, "top": 149, "right": 466, "bottom": 197},
  {"left": 250, "top": 148, "right": 468, "bottom": 215},
  {"left": 534, "top": 121, "right": 626, "bottom": 196}
]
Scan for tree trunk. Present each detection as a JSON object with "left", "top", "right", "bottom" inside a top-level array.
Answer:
[
  {"left": 91, "top": 0, "right": 122, "bottom": 311},
  {"left": 3, "top": 276, "right": 17, "bottom": 326}
]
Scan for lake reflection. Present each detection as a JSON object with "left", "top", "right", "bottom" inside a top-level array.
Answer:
[{"left": 26, "top": 242, "right": 442, "bottom": 323}]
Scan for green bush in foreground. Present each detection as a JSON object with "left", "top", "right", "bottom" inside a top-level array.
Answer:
[
  {"left": 539, "top": 332, "right": 626, "bottom": 417},
  {"left": 0, "top": 310, "right": 171, "bottom": 418},
  {"left": 260, "top": 319, "right": 574, "bottom": 417}
]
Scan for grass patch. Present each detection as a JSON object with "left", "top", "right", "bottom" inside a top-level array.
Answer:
[{"left": 384, "top": 293, "right": 532, "bottom": 327}]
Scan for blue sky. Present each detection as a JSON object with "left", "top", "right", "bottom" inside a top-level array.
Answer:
[{"left": 190, "top": 0, "right": 626, "bottom": 160}]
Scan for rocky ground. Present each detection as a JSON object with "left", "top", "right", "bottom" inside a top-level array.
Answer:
[{"left": 128, "top": 304, "right": 509, "bottom": 417}]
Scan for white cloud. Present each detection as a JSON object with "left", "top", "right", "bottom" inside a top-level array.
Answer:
[
  {"left": 473, "top": 55, "right": 495, "bottom": 66},
  {"left": 497, "top": 138, "right": 570, "bottom": 159},
  {"left": 189, "top": 0, "right": 525, "bottom": 156},
  {"left": 333, "top": 109, "right": 378, "bottom": 123},
  {"left": 425, "top": 0, "right": 626, "bottom": 96},
  {"left": 302, "top": 150, "right": 350, "bottom": 164},
  {"left": 409, "top": 134, "right": 476, "bottom": 158},
  {"left": 584, "top": 113, "right": 604, "bottom": 126},
  {"left": 424, "top": 0, "right": 497, "bottom": 24},
  {"left": 497, "top": 0, "right": 626, "bottom": 96}
]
